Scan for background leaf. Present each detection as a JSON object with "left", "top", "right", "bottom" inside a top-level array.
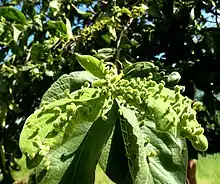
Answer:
[{"left": 0, "top": 6, "right": 26, "bottom": 24}]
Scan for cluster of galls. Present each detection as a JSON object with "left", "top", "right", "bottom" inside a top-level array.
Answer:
[{"left": 108, "top": 74, "right": 208, "bottom": 151}]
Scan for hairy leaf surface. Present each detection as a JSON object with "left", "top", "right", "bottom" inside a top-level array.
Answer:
[
  {"left": 119, "top": 105, "right": 188, "bottom": 184},
  {"left": 35, "top": 102, "right": 118, "bottom": 184}
]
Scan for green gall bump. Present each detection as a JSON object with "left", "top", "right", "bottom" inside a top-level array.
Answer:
[
  {"left": 83, "top": 81, "right": 90, "bottom": 88},
  {"left": 149, "top": 81, "right": 156, "bottom": 87},
  {"left": 158, "top": 83, "right": 164, "bottom": 91},
  {"left": 66, "top": 104, "right": 76, "bottom": 114},
  {"left": 126, "top": 94, "right": 134, "bottom": 100},
  {"left": 190, "top": 134, "right": 208, "bottom": 151},
  {"left": 160, "top": 80, "right": 165, "bottom": 86},
  {"left": 188, "top": 113, "right": 195, "bottom": 120},
  {"left": 60, "top": 115, "right": 67, "bottom": 122},
  {"left": 28, "top": 153, "right": 36, "bottom": 159},
  {"left": 175, "top": 107, "right": 181, "bottom": 114},
  {"left": 126, "top": 86, "right": 133, "bottom": 93},
  {"left": 148, "top": 150, "right": 157, "bottom": 157},
  {"left": 146, "top": 138, "right": 150, "bottom": 143},
  {"left": 53, "top": 107, "right": 62, "bottom": 115},
  {"left": 181, "top": 113, "right": 188, "bottom": 121},
  {"left": 53, "top": 122, "right": 61, "bottom": 132},
  {"left": 193, "top": 127, "right": 204, "bottom": 135},
  {"left": 44, "top": 160, "right": 51, "bottom": 171},
  {"left": 102, "top": 114, "right": 108, "bottom": 121},
  {"left": 175, "top": 93, "right": 181, "bottom": 102},
  {"left": 192, "top": 101, "right": 203, "bottom": 111},
  {"left": 64, "top": 89, "right": 71, "bottom": 98},
  {"left": 39, "top": 145, "right": 50, "bottom": 156},
  {"left": 174, "top": 86, "right": 180, "bottom": 93}
]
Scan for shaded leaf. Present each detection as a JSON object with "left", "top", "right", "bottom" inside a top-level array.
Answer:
[
  {"left": 119, "top": 105, "right": 188, "bottom": 184},
  {"left": 0, "top": 6, "right": 26, "bottom": 24}
]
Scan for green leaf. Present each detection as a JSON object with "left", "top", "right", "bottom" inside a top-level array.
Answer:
[
  {"left": 41, "top": 71, "right": 97, "bottom": 105},
  {"left": 35, "top": 102, "right": 118, "bottom": 184},
  {"left": 71, "top": 4, "right": 92, "bottom": 18},
  {"left": 20, "top": 87, "right": 106, "bottom": 170},
  {"left": 48, "top": 20, "right": 67, "bottom": 36},
  {"left": 75, "top": 53, "right": 107, "bottom": 79},
  {"left": 123, "top": 62, "right": 159, "bottom": 78},
  {"left": 99, "top": 117, "right": 132, "bottom": 184},
  {"left": 119, "top": 105, "right": 188, "bottom": 184},
  {"left": 0, "top": 6, "right": 27, "bottom": 24},
  {"left": 94, "top": 48, "right": 115, "bottom": 60},
  {"left": 119, "top": 105, "right": 149, "bottom": 184},
  {"left": 30, "top": 43, "right": 44, "bottom": 61},
  {"left": 12, "top": 25, "right": 21, "bottom": 42},
  {"left": 101, "top": 33, "right": 112, "bottom": 45},
  {"left": 65, "top": 18, "right": 73, "bottom": 39},
  {"left": 95, "top": 164, "right": 115, "bottom": 184},
  {"left": 140, "top": 125, "right": 188, "bottom": 184}
]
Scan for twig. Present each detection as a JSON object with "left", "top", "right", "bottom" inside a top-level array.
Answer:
[{"left": 114, "top": 18, "right": 134, "bottom": 65}]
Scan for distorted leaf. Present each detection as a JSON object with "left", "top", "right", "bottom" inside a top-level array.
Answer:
[
  {"left": 35, "top": 102, "right": 118, "bottom": 184},
  {"left": 41, "top": 71, "right": 97, "bottom": 105}
]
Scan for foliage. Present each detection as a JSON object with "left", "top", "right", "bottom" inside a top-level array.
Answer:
[
  {"left": 19, "top": 54, "right": 207, "bottom": 183},
  {"left": 0, "top": 0, "right": 220, "bottom": 183}
]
